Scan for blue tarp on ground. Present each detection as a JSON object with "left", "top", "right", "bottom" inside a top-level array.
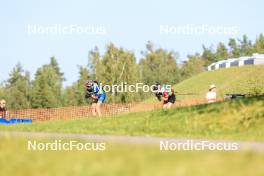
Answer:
[{"left": 0, "top": 118, "right": 32, "bottom": 124}]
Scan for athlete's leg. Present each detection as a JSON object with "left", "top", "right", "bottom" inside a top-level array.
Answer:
[
  {"left": 96, "top": 93, "right": 106, "bottom": 117},
  {"left": 163, "top": 103, "right": 168, "bottom": 110},
  {"left": 166, "top": 102, "right": 173, "bottom": 109},
  {"left": 96, "top": 102, "right": 102, "bottom": 117},
  {"left": 92, "top": 103, "right": 97, "bottom": 116},
  {"left": 165, "top": 95, "right": 175, "bottom": 110}
]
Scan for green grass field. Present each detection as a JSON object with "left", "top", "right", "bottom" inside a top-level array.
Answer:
[
  {"left": 0, "top": 136, "right": 264, "bottom": 176},
  {"left": 1, "top": 96, "right": 264, "bottom": 141},
  {"left": 173, "top": 65, "right": 264, "bottom": 100}
]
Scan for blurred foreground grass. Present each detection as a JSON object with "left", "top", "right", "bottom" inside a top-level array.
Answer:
[{"left": 0, "top": 136, "right": 264, "bottom": 176}]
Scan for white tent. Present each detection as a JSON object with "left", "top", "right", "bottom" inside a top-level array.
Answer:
[
  {"left": 225, "top": 58, "right": 237, "bottom": 68},
  {"left": 253, "top": 54, "right": 264, "bottom": 65},
  {"left": 206, "top": 53, "right": 264, "bottom": 71}
]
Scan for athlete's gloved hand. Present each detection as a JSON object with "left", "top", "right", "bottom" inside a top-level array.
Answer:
[{"left": 91, "top": 94, "right": 98, "bottom": 99}]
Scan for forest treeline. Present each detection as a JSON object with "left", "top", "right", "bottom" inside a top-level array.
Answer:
[{"left": 1, "top": 34, "right": 264, "bottom": 109}]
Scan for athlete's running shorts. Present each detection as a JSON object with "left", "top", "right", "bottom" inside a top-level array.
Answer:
[{"left": 97, "top": 92, "right": 106, "bottom": 103}]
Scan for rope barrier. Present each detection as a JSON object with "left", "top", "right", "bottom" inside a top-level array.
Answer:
[{"left": 4, "top": 99, "right": 217, "bottom": 122}]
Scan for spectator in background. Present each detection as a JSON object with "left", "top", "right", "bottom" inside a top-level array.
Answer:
[
  {"left": 0, "top": 99, "right": 7, "bottom": 118},
  {"left": 206, "top": 85, "right": 217, "bottom": 103}
]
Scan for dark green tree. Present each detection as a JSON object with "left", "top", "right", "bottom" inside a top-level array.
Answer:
[
  {"left": 255, "top": 34, "right": 264, "bottom": 54},
  {"left": 50, "top": 57, "right": 65, "bottom": 81},
  {"left": 31, "top": 65, "right": 62, "bottom": 108},
  {"left": 228, "top": 38, "right": 240, "bottom": 58},
  {"left": 215, "top": 42, "right": 229, "bottom": 61},
  {"left": 239, "top": 35, "right": 255, "bottom": 56},
  {"left": 4, "top": 63, "right": 31, "bottom": 109},
  {"left": 201, "top": 45, "right": 216, "bottom": 66}
]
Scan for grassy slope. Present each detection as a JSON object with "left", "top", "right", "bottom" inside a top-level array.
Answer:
[
  {"left": 1, "top": 96, "right": 264, "bottom": 141},
  {"left": 174, "top": 65, "right": 264, "bottom": 100},
  {"left": 0, "top": 136, "right": 264, "bottom": 176}
]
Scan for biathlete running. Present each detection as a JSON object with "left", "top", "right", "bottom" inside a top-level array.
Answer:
[
  {"left": 85, "top": 80, "right": 106, "bottom": 117},
  {"left": 153, "top": 83, "right": 176, "bottom": 110}
]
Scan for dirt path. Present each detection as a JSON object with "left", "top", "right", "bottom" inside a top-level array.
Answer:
[{"left": 1, "top": 131, "right": 264, "bottom": 152}]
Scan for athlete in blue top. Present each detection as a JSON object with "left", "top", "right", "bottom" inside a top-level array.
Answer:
[{"left": 85, "top": 80, "right": 106, "bottom": 117}]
